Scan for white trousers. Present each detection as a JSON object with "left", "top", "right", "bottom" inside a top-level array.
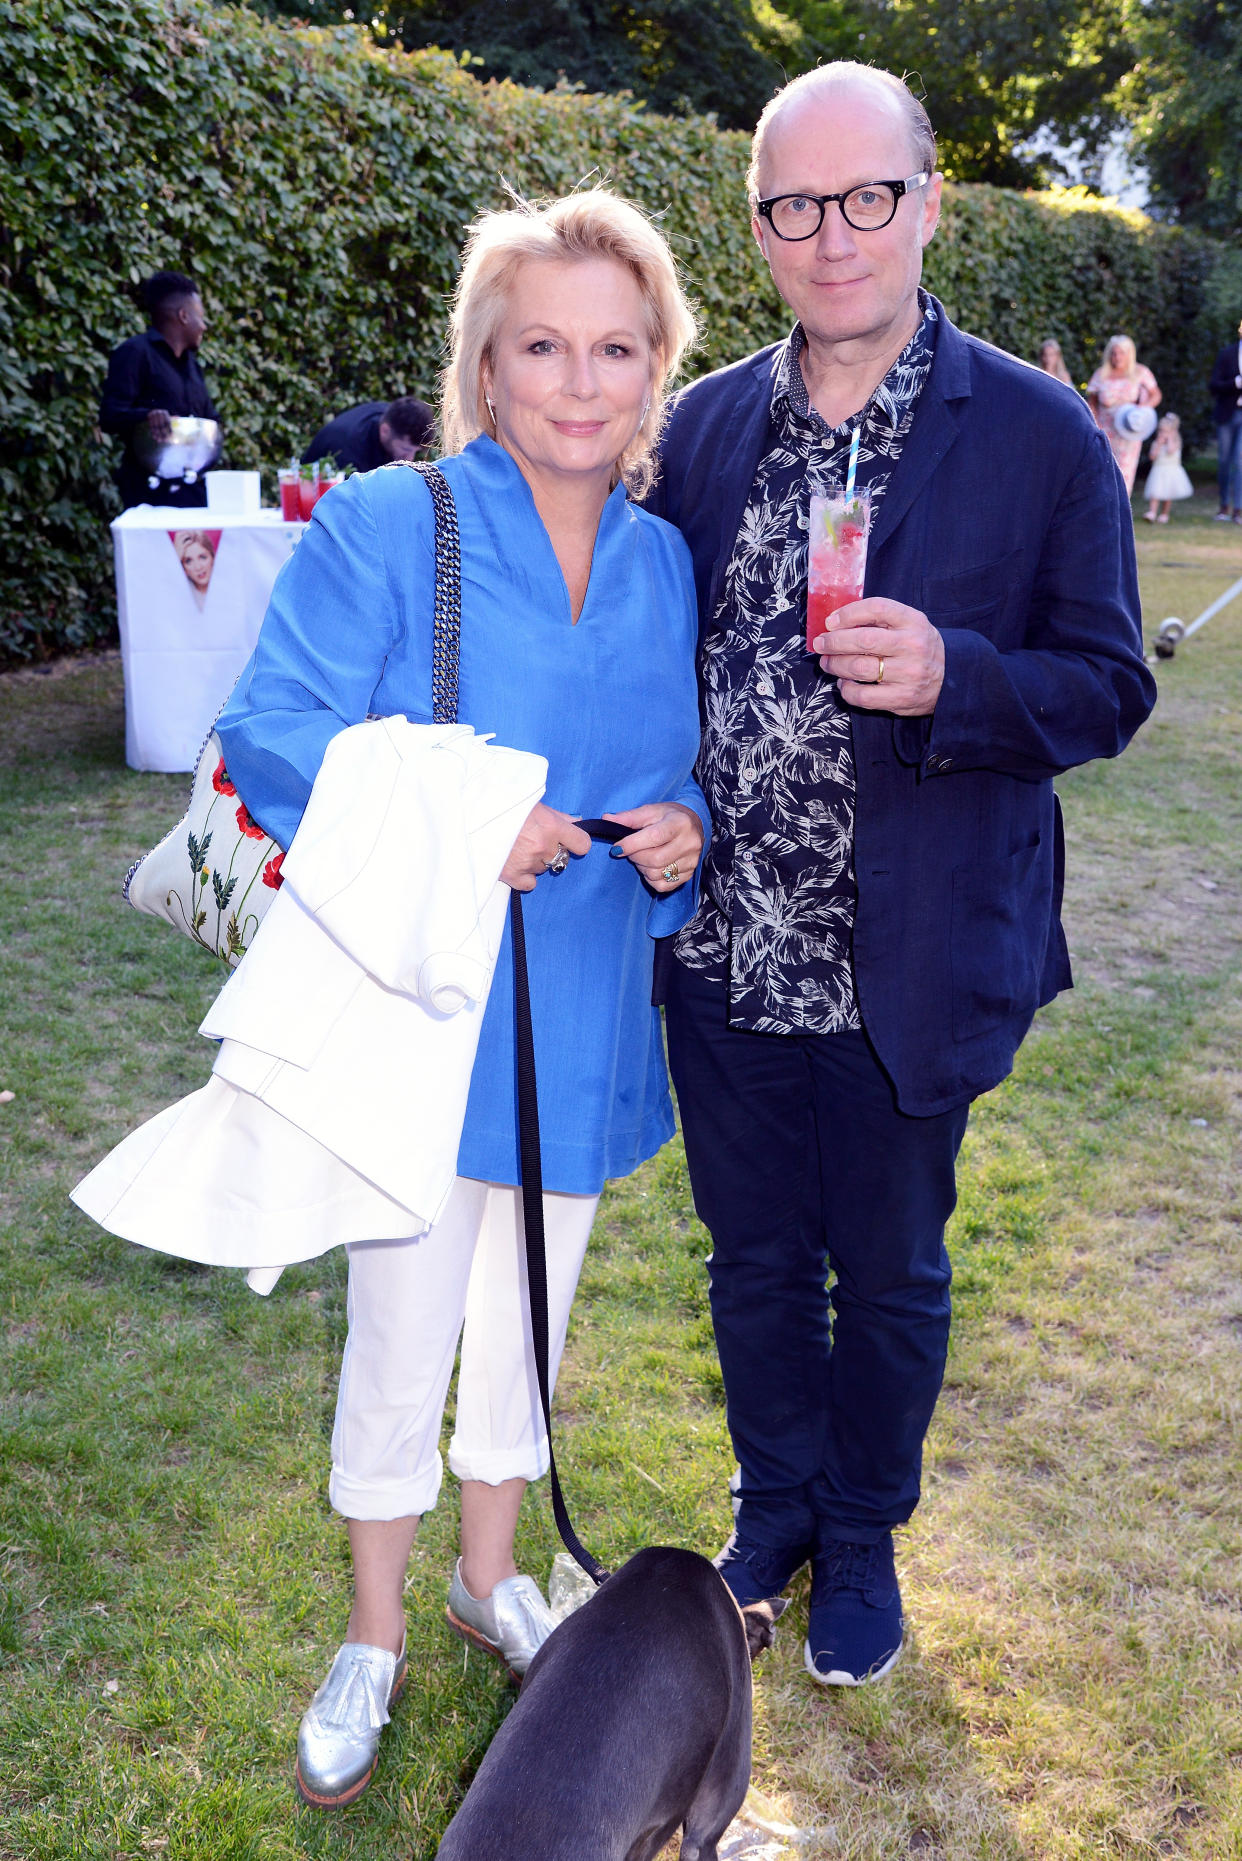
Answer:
[{"left": 329, "top": 1177, "right": 599, "bottom": 1521}]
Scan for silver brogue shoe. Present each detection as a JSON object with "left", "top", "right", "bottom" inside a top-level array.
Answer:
[
  {"left": 295, "top": 1636, "right": 407, "bottom": 1808},
  {"left": 445, "top": 1560, "right": 558, "bottom": 1680}
]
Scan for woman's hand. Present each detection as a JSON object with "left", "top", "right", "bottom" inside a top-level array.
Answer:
[
  {"left": 602, "top": 802, "right": 704, "bottom": 891},
  {"left": 501, "top": 802, "right": 592, "bottom": 893}
]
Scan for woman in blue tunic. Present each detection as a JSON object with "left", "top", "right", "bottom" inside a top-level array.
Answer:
[{"left": 216, "top": 190, "right": 707, "bottom": 1807}]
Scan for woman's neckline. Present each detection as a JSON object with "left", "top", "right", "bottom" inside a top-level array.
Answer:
[{"left": 466, "top": 435, "right": 630, "bottom": 625}]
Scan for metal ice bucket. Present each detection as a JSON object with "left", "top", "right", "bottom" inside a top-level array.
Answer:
[{"left": 132, "top": 415, "right": 222, "bottom": 478}]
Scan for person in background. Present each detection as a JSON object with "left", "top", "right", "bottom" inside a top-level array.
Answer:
[
  {"left": 1142, "top": 413, "right": 1195, "bottom": 523},
  {"left": 99, "top": 271, "right": 218, "bottom": 510},
  {"left": 1086, "top": 334, "right": 1161, "bottom": 496},
  {"left": 303, "top": 396, "right": 434, "bottom": 473},
  {"left": 1208, "top": 314, "right": 1242, "bottom": 522},
  {"left": 1037, "top": 338, "right": 1073, "bottom": 386}
]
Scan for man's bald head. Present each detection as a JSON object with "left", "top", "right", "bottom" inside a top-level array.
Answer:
[{"left": 748, "top": 64, "right": 936, "bottom": 209}]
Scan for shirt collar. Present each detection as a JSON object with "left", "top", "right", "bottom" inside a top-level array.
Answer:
[
  {"left": 464, "top": 433, "right": 632, "bottom": 533},
  {"left": 145, "top": 327, "right": 195, "bottom": 362},
  {"left": 772, "top": 288, "right": 937, "bottom": 437}
]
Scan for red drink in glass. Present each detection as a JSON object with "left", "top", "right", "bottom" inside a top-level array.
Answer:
[
  {"left": 278, "top": 469, "right": 300, "bottom": 521},
  {"left": 297, "top": 465, "right": 319, "bottom": 520},
  {"left": 807, "top": 489, "right": 871, "bottom": 650}
]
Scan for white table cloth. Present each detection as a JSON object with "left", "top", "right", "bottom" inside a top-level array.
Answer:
[{"left": 111, "top": 506, "right": 305, "bottom": 771}]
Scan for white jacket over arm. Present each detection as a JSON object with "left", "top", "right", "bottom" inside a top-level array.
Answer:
[{"left": 72, "top": 720, "right": 546, "bottom": 1276}]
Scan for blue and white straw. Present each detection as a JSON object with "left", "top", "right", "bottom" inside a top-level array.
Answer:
[{"left": 845, "top": 425, "right": 861, "bottom": 500}]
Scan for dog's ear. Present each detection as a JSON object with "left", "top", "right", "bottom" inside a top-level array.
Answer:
[{"left": 742, "top": 1596, "right": 788, "bottom": 1659}]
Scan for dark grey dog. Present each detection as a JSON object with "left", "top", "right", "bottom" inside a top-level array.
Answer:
[{"left": 435, "top": 1546, "right": 785, "bottom": 1861}]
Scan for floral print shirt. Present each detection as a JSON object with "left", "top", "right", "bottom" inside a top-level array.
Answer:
[{"left": 675, "top": 294, "right": 938, "bottom": 1033}]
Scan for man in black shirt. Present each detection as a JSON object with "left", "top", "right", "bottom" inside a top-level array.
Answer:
[
  {"left": 1208, "top": 314, "right": 1242, "bottom": 521},
  {"left": 99, "top": 271, "right": 219, "bottom": 509},
  {"left": 303, "top": 396, "right": 434, "bottom": 473}
]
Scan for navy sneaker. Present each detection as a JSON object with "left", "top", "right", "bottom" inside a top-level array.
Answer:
[
  {"left": 804, "top": 1533, "right": 903, "bottom": 1686},
  {"left": 713, "top": 1530, "right": 813, "bottom": 1607}
]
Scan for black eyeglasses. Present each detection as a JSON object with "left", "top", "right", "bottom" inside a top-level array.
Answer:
[{"left": 757, "top": 173, "right": 931, "bottom": 239}]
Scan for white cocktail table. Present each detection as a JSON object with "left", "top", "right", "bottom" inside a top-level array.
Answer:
[{"left": 112, "top": 506, "right": 306, "bottom": 772}]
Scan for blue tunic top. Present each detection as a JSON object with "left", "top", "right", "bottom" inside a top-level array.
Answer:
[{"left": 217, "top": 437, "right": 707, "bottom": 1194}]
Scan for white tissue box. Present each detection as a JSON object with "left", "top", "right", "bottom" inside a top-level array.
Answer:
[{"left": 205, "top": 470, "right": 262, "bottom": 515}]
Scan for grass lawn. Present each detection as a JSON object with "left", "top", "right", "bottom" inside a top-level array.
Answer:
[{"left": 2, "top": 484, "right": 1241, "bottom": 1859}]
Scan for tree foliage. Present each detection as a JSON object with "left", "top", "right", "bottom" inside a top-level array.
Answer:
[
  {"left": 776, "top": 0, "right": 1132, "bottom": 186},
  {"left": 1117, "top": 0, "right": 1242, "bottom": 240},
  {"left": 2, "top": 0, "right": 1239, "bottom": 662},
  {"left": 245, "top": 0, "right": 800, "bottom": 130},
  {"left": 234, "top": 0, "right": 1241, "bottom": 228}
]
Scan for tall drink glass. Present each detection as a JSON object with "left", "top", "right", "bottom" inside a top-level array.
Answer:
[
  {"left": 297, "top": 460, "right": 320, "bottom": 521},
  {"left": 278, "top": 465, "right": 301, "bottom": 521},
  {"left": 807, "top": 487, "right": 871, "bottom": 651}
]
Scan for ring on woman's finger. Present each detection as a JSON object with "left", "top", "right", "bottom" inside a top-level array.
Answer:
[
  {"left": 548, "top": 845, "right": 569, "bottom": 874},
  {"left": 875, "top": 654, "right": 886, "bottom": 685},
  {"left": 661, "top": 862, "right": 680, "bottom": 883}
]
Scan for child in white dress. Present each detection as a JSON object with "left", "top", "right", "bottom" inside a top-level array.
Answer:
[{"left": 1144, "top": 413, "right": 1195, "bottom": 523}]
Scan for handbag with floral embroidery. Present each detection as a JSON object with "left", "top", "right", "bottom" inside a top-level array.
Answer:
[
  {"left": 124, "top": 739, "right": 288, "bottom": 967},
  {"left": 123, "top": 461, "right": 462, "bottom": 968}
]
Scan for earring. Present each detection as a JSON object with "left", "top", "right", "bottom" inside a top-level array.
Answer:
[
  {"left": 485, "top": 395, "right": 496, "bottom": 425},
  {"left": 641, "top": 396, "right": 651, "bottom": 424}
]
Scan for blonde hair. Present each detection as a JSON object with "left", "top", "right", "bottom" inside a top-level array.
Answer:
[
  {"left": 172, "top": 529, "right": 215, "bottom": 563},
  {"left": 440, "top": 188, "right": 697, "bottom": 497},
  {"left": 1102, "top": 334, "right": 1138, "bottom": 377},
  {"left": 747, "top": 63, "right": 936, "bottom": 210},
  {"left": 1038, "top": 338, "right": 1073, "bottom": 385}
]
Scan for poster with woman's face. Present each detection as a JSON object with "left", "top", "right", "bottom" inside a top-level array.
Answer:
[
  {"left": 169, "top": 528, "right": 223, "bottom": 609},
  {"left": 116, "top": 512, "right": 301, "bottom": 770}
]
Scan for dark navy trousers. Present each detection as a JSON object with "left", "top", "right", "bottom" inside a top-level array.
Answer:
[{"left": 665, "top": 957, "right": 970, "bottom": 1549}]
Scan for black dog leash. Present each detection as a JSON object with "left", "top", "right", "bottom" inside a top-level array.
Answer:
[{"left": 510, "top": 819, "right": 633, "bottom": 1589}]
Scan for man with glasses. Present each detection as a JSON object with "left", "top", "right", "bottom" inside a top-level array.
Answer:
[{"left": 650, "top": 64, "right": 1154, "bottom": 1687}]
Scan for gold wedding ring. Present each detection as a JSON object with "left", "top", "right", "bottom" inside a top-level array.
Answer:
[{"left": 875, "top": 655, "right": 886, "bottom": 685}]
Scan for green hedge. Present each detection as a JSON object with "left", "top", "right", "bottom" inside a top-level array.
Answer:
[
  {"left": 926, "top": 181, "right": 1242, "bottom": 428},
  {"left": 3, "top": 0, "right": 1240, "bottom": 661}
]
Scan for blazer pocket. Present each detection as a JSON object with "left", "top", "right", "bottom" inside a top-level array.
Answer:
[
  {"left": 923, "top": 548, "right": 1024, "bottom": 615},
  {"left": 950, "top": 836, "right": 1046, "bottom": 1041}
]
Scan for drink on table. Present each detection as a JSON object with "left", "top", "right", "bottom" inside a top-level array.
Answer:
[
  {"left": 314, "top": 459, "right": 340, "bottom": 504},
  {"left": 277, "top": 463, "right": 301, "bottom": 521},
  {"left": 807, "top": 487, "right": 872, "bottom": 651},
  {"left": 297, "top": 460, "right": 320, "bottom": 521}
]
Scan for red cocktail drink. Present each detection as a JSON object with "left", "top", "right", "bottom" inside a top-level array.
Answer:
[
  {"left": 278, "top": 469, "right": 300, "bottom": 521},
  {"left": 297, "top": 465, "right": 319, "bottom": 521},
  {"left": 807, "top": 489, "right": 871, "bottom": 651}
]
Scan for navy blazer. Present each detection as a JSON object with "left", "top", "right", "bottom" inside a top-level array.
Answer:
[{"left": 650, "top": 301, "right": 1156, "bottom": 1115}]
